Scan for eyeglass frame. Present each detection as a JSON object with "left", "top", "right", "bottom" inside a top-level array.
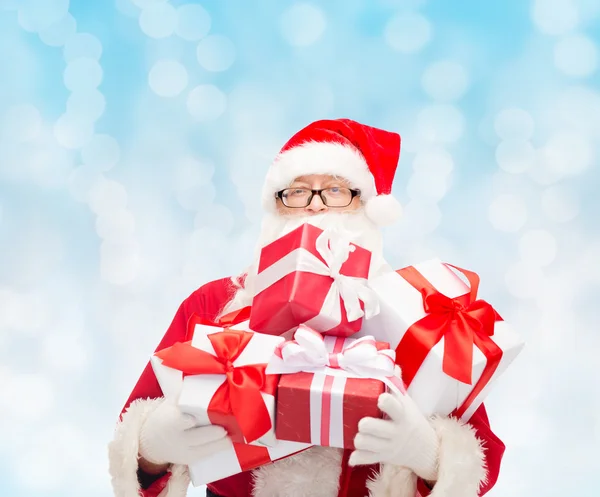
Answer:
[{"left": 275, "top": 187, "right": 361, "bottom": 208}]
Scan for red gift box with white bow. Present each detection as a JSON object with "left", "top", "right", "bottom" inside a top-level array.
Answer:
[
  {"left": 249, "top": 223, "right": 380, "bottom": 337},
  {"left": 265, "top": 325, "right": 405, "bottom": 449}
]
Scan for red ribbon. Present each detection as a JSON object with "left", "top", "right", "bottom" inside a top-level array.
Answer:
[
  {"left": 156, "top": 328, "right": 277, "bottom": 443},
  {"left": 232, "top": 443, "right": 272, "bottom": 472},
  {"left": 396, "top": 264, "right": 504, "bottom": 418}
]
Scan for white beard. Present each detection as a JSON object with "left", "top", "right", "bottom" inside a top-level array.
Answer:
[{"left": 219, "top": 209, "right": 391, "bottom": 318}]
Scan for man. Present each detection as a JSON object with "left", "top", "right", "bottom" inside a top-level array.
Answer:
[{"left": 108, "top": 119, "right": 506, "bottom": 497}]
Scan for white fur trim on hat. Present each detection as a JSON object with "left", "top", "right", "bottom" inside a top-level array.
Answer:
[
  {"left": 262, "top": 141, "right": 378, "bottom": 208},
  {"left": 108, "top": 397, "right": 190, "bottom": 497}
]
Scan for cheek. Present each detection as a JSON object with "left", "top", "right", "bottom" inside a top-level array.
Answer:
[
  {"left": 276, "top": 201, "right": 300, "bottom": 216},
  {"left": 345, "top": 196, "right": 362, "bottom": 211}
]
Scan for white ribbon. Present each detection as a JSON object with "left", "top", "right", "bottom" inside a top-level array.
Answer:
[{"left": 266, "top": 325, "right": 403, "bottom": 393}]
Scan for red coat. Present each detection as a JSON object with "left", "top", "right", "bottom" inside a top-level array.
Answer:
[{"left": 119, "top": 277, "right": 506, "bottom": 497}]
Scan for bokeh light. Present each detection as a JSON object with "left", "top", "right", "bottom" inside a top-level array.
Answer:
[
  {"left": 148, "top": 59, "right": 188, "bottom": 97},
  {"left": 196, "top": 34, "right": 236, "bottom": 72},
  {"left": 280, "top": 3, "right": 326, "bottom": 47}
]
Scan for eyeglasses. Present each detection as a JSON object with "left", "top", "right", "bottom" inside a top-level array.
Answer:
[{"left": 275, "top": 187, "right": 361, "bottom": 208}]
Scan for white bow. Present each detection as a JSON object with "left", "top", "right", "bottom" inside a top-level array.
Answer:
[
  {"left": 266, "top": 325, "right": 397, "bottom": 381},
  {"left": 295, "top": 229, "right": 380, "bottom": 322}
]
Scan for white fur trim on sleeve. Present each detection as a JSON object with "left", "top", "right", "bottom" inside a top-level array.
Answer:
[
  {"left": 108, "top": 397, "right": 190, "bottom": 497},
  {"left": 366, "top": 416, "right": 486, "bottom": 497}
]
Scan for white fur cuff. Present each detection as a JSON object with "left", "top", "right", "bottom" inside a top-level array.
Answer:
[{"left": 108, "top": 397, "right": 190, "bottom": 497}]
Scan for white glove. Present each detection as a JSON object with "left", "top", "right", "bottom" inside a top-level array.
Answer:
[
  {"left": 139, "top": 398, "right": 231, "bottom": 466},
  {"left": 349, "top": 392, "right": 439, "bottom": 481}
]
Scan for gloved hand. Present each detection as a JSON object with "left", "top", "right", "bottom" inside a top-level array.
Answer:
[
  {"left": 349, "top": 392, "right": 439, "bottom": 481},
  {"left": 139, "top": 398, "right": 231, "bottom": 466}
]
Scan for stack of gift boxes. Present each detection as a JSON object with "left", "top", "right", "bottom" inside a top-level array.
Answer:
[{"left": 150, "top": 223, "right": 525, "bottom": 486}]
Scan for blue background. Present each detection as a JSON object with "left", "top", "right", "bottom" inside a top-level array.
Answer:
[{"left": 1, "top": 1, "right": 599, "bottom": 496}]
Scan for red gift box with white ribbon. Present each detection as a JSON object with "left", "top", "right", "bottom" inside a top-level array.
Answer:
[
  {"left": 266, "top": 325, "right": 405, "bottom": 449},
  {"left": 249, "top": 223, "right": 379, "bottom": 337}
]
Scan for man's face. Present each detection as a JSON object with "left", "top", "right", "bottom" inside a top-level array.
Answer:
[{"left": 275, "top": 174, "right": 362, "bottom": 217}]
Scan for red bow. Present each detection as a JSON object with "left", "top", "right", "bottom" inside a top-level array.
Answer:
[
  {"left": 396, "top": 264, "right": 504, "bottom": 418},
  {"left": 156, "top": 325, "right": 277, "bottom": 444}
]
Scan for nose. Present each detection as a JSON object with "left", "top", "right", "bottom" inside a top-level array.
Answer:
[{"left": 305, "top": 193, "right": 327, "bottom": 213}]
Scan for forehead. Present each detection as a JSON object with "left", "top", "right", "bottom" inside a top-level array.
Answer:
[{"left": 291, "top": 174, "right": 350, "bottom": 185}]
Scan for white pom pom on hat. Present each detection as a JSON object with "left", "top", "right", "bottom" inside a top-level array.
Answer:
[{"left": 261, "top": 118, "right": 403, "bottom": 226}]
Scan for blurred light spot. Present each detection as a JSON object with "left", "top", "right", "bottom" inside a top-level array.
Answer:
[
  {"left": 67, "top": 167, "right": 103, "bottom": 202},
  {"left": 540, "top": 130, "right": 593, "bottom": 176},
  {"left": 402, "top": 200, "right": 441, "bottom": 236},
  {"left": 496, "top": 140, "right": 536, "bottom": 174},
  {"left": 505, "top": 262, "right": 545, "bottom": 299},
  {"left": 100, "top": 240, "right": 141, "bottom": 285},
  {"left": 412, "top": 148, "right": 454, "bottom": 176},
  {"left": 541, "top": 185, "right": 580, "bottom": 222},
  {"left": 194, "top": 204, "right": 235, "bottom": 235},
  {"left": 81, "top": 134, "right": 121, "bottom": 171},
  {"left": 173, "top": 156, "right": 214, "bottom": 190},
  {"left": 175, "top": 3, "right": 211, "bottom": 41},
  {"left": 494, "top": 107, "right": 535, "bottom": 141},
  {"left": 0, "top": 287, "right": 29, "bottom": 331},
  {"left": 196, "top": 35, "right": 236, "bottom": 72},
  {"left": 532, "top": 0, "right": 579, "bottom": 35},
  {"left": 54, "top": 114, "right": 94, "bottom": 149},
  {"left": 28, "top": 132, "right": 75, "bottom": 188},
  {"left": 384, "top": 12, "right": 432, "bottom": 53},
  {"left": 416, "top": 104, "right": 465, "bottom": 143},
  {"left": 148, "top": 59, "right": 188, "bottom": 97},
  {"left": 96, "top": 208, "right": 136, "bottom": 242},
  {"left": 131, "top": 0, "right": 168, "bottom": 7},
  {"left": 555, "top": 85, "right": 600, "bottom": 137},
  {"left": 187, "top": 84, "right": 227, "bottom": 122},
  {"left": 407, "top": 169, "right": 449, "bottom": 201},
  {"left": 66, "top": 89, "right": 106, "bottom": 122},
  {"left": 63, "top": 32, "right": 103, "bottom": 62},
  {"left": 115, "top": 0, "right": 139, "bottom": 18},
  {"left": 0, "top": 373, "right": 55, "bottom": 421},
  {"left": 38, "top": 12, "right": 76, "bottom": 47},
  {"left": 13, "top": 423, "right": 89, "bottom": 491},
  {"left": 280, "top": 3, "right": 326, "bottom": 47},
  {"left": 42, "top": 331, "right": 88, "bottom": 374},
  {"left": 527, "top": 150, "right": 565, "bottom": 185},
  {"left": 17, "top": 0, "right": 69, "bottom": 33},
  {"left": 421, "top": 60, "right": 469, "bottom": 102},
  {"left": 139, "top": 2, "right": 177, "bottom": 39},
  {"left": 519, "top": 229, "right": 557, "bottom": 267},
  {"left": 488, "top": 194, "right": 528, "bottom": 232},
  {"left": 63, "top": 58, "right": 103, "bottom": 91},
  {"left": 87, "top": 177, "right": 128, "bottom": 215},
  {"left": 176, "top": 182, "right": 217, "bottom": 211},
  {"left": 1, "top": 104, "right": 42, "bottom": 143},
  {"left": 554, "top": 34, "right": 598, "bottom": 77}
]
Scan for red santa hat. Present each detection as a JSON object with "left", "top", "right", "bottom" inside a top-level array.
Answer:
[{"left": 261, "top": 118, "right": 403, "bottom": 226}]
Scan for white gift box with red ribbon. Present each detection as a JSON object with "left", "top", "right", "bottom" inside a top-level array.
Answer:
[
  {"left": 150, "top": 318, "right": 312, "bottom": 486},
  {"left": 355, "top": 259, "right": 525, "bottom": 421}
]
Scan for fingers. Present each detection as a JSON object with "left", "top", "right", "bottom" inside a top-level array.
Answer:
[
  {"left": 358, "top": 417, "right": 396, "bottom": 439},
  {"left": 378, "top": 392, "right": 405, "bottom": 423},
  {"left": 185, "top": 424, "right": 229, "bottom": 445},
  {"left": 354, "top": 432, "right": 390, "bottom": 453},
  {"left": 348, "top": 449, "right": 382, "bottom": 467},
  {"left": 187, "top": 436, "right": 232, "bottom": 463}
]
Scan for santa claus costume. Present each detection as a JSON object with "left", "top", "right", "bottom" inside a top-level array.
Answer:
[{"left": 108, "top": 119, "right": 506, "bottom": 497}]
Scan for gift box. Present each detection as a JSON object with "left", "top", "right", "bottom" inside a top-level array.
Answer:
[
  {"left": 355, "top": 258, "right": 525, "bottom": 421},
  {"left": 266, "top": 324, "right": 404, "bottom": 449},
  {"left": 151, "top": 315, "right": 284, "bottom": 447},
  {"left": 188, "top": 438, "right": 311, "bottom": 487},
  {"left": 249, "top": 223, "right": 379, "bottom": 337}
]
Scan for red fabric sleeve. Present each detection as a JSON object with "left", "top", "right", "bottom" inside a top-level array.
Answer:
[
  {"left": 417, "top": 403, "right": 506, "bottom": 497},
  {"left": 117, "top": 277, "right": 238, "bottom": 496}
]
